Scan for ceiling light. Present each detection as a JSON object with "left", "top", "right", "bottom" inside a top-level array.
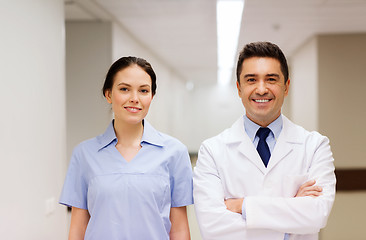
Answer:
[{"left": 216, "top": 0, "right": 244, "bottom": 86}]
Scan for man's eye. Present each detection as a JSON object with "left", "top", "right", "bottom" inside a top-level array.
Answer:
[
  {"left": 268, "top": 78, "right": 277, "bottom": 82},
  {"left": 247, "top": 78, "right": 256, "bottom": 82}
]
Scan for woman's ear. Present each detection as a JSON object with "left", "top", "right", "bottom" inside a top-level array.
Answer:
[{"left": 105, "top": 90, "right": 112, "bottom": 104}]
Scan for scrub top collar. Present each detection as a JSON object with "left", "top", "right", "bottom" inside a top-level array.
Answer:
[
  {"left": 97, "top": 119, "right": 164, "bottom": 151},
  {"left": 140, "top": 120, "right": 165, "bottom": 147}
]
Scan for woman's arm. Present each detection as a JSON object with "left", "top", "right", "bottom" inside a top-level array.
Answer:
[
  {"left": 169, "top": 206, "right": 191, "bottom": 240},
  {"left": 69, "top": 207, "right": 90, "bottom": 240}
]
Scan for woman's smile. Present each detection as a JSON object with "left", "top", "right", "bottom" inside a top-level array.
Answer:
[{"left": 124, "top": 106, "right": 142, "bottom": 113}]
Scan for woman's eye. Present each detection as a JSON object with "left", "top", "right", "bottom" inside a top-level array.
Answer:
[
  {"left": 140, "top": 89, "right": 149, "bottom": 93},
  {"left": 120, "top": 88, "right": 128, "bottom": 91}
]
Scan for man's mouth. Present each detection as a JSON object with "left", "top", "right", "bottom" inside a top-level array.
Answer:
[{"left": 253, "top": 99, "right": 270, "bottom": 103}]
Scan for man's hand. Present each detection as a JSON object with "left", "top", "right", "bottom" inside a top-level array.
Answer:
[
  {"left": 224, "top": 198, "right": 244, "bottom": 214},
  {"left": 295, "top": 179, "right": 323, "bottom": 197},
  {"left": 224, "top": 180, "right": 322, "bottom": 214}
]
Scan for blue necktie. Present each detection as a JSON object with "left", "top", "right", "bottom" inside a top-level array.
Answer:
[{"left": 256, "top": 127, "right": 271, "bottom": 167}]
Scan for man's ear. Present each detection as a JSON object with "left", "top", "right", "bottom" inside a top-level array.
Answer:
[
  {"left": 236, "top": 81, "right": 241, "bottom": 94},
  {"left": 284, "top": 79, "right": 290, "bottom": 96}
]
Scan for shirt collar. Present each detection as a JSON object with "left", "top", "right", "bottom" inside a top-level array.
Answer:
[
  {"left": 140, "top": 120, "right": 164, "bottom": 147},
  {"left": 244, "top": 114, "right": 283, "bottom": 142},
  {"left": 97, "top": 120, "right": 117, "bottom": 150},
  {"left": 97, "top": 119, "right": 164, "bottom": 151}
]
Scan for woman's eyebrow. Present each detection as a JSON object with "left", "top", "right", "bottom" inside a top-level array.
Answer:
[{"left": 117, "top": 82, "right": 131, "bottom": 87}]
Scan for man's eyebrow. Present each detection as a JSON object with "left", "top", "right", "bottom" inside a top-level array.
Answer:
[
  {"left": 243, "top": 74, "right": 257, "bottom": 78},
  {"left": 266, "top": 73, "right": 280, "bottom": 77}
]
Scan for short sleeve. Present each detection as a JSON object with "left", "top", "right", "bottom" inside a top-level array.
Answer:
[
  {"left": 59, "top": 147, "right": 88, "bottom": 209},
  {"left": 169, "top": 146, "right": 193, "bottom": 208}
]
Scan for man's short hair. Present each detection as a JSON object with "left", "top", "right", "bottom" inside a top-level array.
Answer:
[{"left": 236, "top": 41, "right": 289, "bottom": 84}]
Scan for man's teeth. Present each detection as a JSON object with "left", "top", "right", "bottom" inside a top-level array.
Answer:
[{"left": 255, "top": 99, "right": 269, "bottom": 103}]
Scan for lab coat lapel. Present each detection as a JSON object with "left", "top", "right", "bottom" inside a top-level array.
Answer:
[
  {"left": 238, "top": 138, "right": 267, "bottom": 174},
  {"left": 267, "top": 134, "right": 293, "bottom": 170},
  {"left": 267, "top": 116, "right": 303, "bottom": 171},
  {"left": 227, "top": 117, "right": 267, "bottom": 174}
]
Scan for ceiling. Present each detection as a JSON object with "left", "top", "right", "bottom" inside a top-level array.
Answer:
[{"left": 65, "top": 0, "right": 366, "bottom": 86}]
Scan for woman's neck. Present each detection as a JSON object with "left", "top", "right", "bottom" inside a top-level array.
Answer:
[{"left": 113, "top": 119, "right": 144, "bottom": 147}]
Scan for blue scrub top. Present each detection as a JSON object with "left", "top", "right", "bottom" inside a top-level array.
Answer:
[{"left": 59, "top": 120, "right": 193, "bottom": 240}]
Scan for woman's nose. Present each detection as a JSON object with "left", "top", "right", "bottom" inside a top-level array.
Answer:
[{"left": 129, "top": 91, "right": 139, "bottom": 103}]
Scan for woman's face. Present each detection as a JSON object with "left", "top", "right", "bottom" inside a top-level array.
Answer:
[{"left": 105, "top": 64, "right": 153, "bottom": 125}]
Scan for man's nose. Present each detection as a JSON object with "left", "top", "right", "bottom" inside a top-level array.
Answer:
[{"left": 255, "top": 81, "right": 268, "bottom": 95}]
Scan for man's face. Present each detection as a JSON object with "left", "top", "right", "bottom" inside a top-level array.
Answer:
[{"left": 237, "top": 57, "right": 290, "bottom": 127}]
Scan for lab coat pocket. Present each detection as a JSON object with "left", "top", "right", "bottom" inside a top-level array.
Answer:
[{"left": 282, "top": 174, "right": 308, "bottom": 197}]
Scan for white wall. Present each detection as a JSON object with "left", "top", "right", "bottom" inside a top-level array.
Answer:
[
  {"left": 289, "top": 33, "right": 366, "bottom": 240},
  {"left": 0, "top": 1, "right": 68, "bottom": 239},
  {"left": 317, "top": 34, "right": 366, "bottom": 240},
  {"left": 289, "top": 37, "right": 318, "bottom": 131},
  {"left": 318, "top": 33, "right": 366, "bottom": 168},
  {"left": 66, "top": 21, "right": 113, "bottom": 160},
  {"left": 183, "top": 83, "right": 244, "bottom": 151}
]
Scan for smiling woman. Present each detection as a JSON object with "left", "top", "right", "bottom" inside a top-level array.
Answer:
[
  {"left": 59, "top": 56, "right": 193, "bottom": 240},
  {"left": 105, "top": 64, "right": 154, "bottom": 129}
]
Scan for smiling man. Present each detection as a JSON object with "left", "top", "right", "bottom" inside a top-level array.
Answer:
[{"left": 193, "top": 42, "right": 336, "bottom": 240}]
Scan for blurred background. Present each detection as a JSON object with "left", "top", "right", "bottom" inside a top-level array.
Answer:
[{"left": 1, "top": 0, "right": 365, "bottom": 239}]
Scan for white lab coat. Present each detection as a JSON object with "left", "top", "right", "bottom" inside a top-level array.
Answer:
[{"left": 193, "top": 115, "right": 336, "bottom": 240}]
